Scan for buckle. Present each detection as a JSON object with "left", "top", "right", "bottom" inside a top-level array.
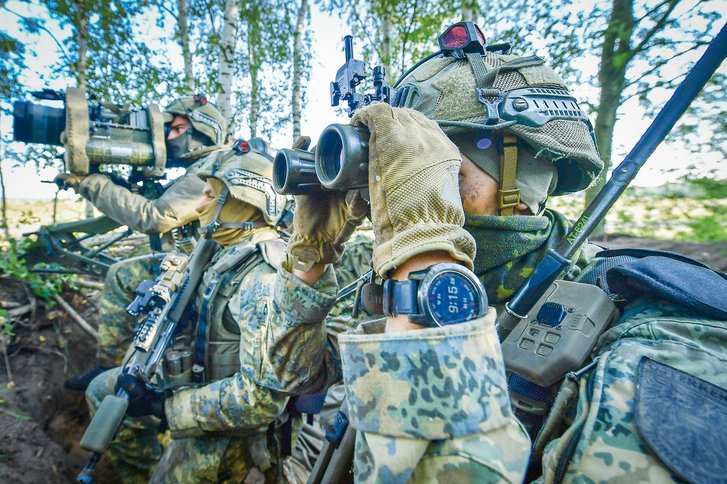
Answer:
[{"left": 499, "top": 188, "right": 520, "bottom": 209}]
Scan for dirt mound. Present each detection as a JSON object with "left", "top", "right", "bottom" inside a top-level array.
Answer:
[{"left": 0, "top": 280, "right": 101, "bottom": 483}]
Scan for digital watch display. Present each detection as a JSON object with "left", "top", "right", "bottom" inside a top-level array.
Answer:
[{"left": 383, "top": 263, "right": 487, "bottom": 327}]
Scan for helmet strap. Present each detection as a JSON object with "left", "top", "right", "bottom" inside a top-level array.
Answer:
[
  {"left": 204, "top": 184, "right": 266, "bottom": 238},
  {"left": 205, "top": 185, "right": 230, "bottom": 238},
  {"left": 498, "top": 134, "right": 521, "bottom": 216}
]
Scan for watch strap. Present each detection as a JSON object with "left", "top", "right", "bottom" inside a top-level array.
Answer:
[{"left": 382, "top": 279, "right": 419, "bottom": 317}]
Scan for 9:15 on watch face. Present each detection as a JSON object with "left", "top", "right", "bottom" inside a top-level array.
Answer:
[{"left": 427, "top": 272, "right": 480, "bottom": 325}]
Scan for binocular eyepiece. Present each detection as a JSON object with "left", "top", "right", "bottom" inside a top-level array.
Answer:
[{"left": 273, "top": 124, "right": 369, "bottom": 195}]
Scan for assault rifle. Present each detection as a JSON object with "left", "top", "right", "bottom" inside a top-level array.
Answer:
[
  {"left": 306, "top": 20, "right": 727, "bottom": 484},
  {"left": 75, "top": 237, "right": 218, "bottom": 482}
]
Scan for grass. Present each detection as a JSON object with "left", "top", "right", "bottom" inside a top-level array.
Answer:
[{"left": 548, "top": 190, "right": 727, "bottom": 242}]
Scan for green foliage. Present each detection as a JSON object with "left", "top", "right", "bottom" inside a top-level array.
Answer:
[
  {"left": 687, "top": 176, "right": 727, "bottom": 199},
  {"left": 0, "top": 310, "right": 12, "bottom": 338},
  {"left": 0, "top": 31, "right": 26, "bottom": 107},
  {"left": 680, "top": 213, "right": 727, "bottom": 243},
  {"left": 0, "top": 238, "right": 70, "bottom": 302}
]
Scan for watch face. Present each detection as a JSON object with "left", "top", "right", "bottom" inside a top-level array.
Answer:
[{"left": 427, "top": 271, "right": 480, "bottom": 325}]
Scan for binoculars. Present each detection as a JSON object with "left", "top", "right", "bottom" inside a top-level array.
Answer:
[{"left": 273, "top": 124, "right": 369, "bottom": 194}]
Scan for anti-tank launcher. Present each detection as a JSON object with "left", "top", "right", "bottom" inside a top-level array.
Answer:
[{"left": 13, "top": 87, "right": 168, "bottom": 177}]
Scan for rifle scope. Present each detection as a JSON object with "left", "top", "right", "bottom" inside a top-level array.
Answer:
[{"left": 272, "top": 123, "right": 369, "bottom": 195}]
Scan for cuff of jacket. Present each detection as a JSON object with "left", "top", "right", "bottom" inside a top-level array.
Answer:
[
  {"left": 340, "top": 308, "right": 513, "bottom": 440},
  {"left": 273, "top": 257, "right": 339, "bottom": 325}
]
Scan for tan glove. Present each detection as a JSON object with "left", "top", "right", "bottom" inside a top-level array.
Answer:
[
  {"left": 54, "top": 172, "right": 87, "bottom": 191},
  {"left": 286, "top": 136, "right": 369, "bottom": 271},
  {"left": 351, "top": 104, "right": 475, "bottom": 276}
]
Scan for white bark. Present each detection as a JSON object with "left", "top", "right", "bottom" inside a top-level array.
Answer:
[
  {"left": 292, "top": 0, "right": 309, "bottom": 141},
  {"left": 177, "top": 0, "right": 195, "bottom": 91},
  {"left": 218, "top": 0, "right": 239, "bottom": 131}
]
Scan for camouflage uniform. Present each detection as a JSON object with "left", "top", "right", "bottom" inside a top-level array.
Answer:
[
  {"left": 78, "top": 97, "right": 227, "bottom": 371},
  {"left": 91, "top": 156, "right": 211, "bottom": 367},
  {"left": 266, "top": 259, "right": 531, "bottom": 482},
  {"left": 87, "top": 230, "right": 285, "bottom": 482},
  {"left": 86, "top": 143, "right": 375, "bottom": 482}
]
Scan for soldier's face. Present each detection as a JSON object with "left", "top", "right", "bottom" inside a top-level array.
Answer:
[
  {"left": 196, "top": 180, "right": 217, "bottom": 210},
  {"left": 459, "top": 152, "right": 500, "bottom": 216},
  {"left": 167, "top": 115, "right": 191, "bottom": 140},
  {"left": 459, "top": 152, "right": 531, "bottom": 216}
]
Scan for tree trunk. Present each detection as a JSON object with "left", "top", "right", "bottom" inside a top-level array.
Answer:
[
  {"left": 177, "top": 0, "right": 195, "bottom": 91},
  {"left": 291, "top": 0, "right": 308, "bottom": 141},
  {"left": 218, "top": 0, "right": 239, "bottom": 131},
  {"left": 585, "top": 0, "right": 634, "bottom": 234},
  {"left": 73, "top": 0, "right": 88, "bottom": 91},
  {"left": 248, "top": 19, "right": 259, "bottom": 138},
  {"left": 380, "top": 13, "right": 392, "bottom": 77},
  {"left": 461, "top": 1, "right": 478, "bottom": 21}
]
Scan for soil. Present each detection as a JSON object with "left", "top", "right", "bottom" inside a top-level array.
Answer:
[{"left": 0, "top": 234, "right": 725, "bottom": 483}]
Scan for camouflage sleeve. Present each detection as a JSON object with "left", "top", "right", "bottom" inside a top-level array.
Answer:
[
  {"left": 164, "top": 260, "right": 288, "bottom": 439},
  {"left": 253, "top": 258, "right": 340, "bottom": 395},
  {"left": 339, "top": 310, "right": 531, "bottom": 483},
  {"left": 77, "top": 171, "right": 205, "bottom": 235}
]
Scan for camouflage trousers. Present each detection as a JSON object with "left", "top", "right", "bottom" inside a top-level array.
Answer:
[
  {"left": 97, "top": 254, "right": 165, "bottom": 367},
  {"left": 86, "top": 368, "right": 268, "bottom": 483}
]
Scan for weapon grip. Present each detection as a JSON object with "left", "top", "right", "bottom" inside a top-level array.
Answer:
[{"left": 80, "top": 394, "right": 129, "bottom": 454}]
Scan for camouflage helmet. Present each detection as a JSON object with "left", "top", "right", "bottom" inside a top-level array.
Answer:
[
  {"left": 163, "top": 95, "right": 227, "bottom": 146},
  {"left": 197, "top": 144, "right": 289, "bottom": 227},
  {"left": 393, "top": 24, "right": 603, "bottom": 196}
]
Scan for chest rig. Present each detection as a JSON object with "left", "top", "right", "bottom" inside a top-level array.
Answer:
[{"left": 165, "top": 231, "right": 285, "bottom": 384}]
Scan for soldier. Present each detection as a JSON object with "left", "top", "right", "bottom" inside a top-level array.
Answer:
[
  {"left": 85, "top": 146, "right": 374, "bottom": 483},
  {"left": 263, "top": 23, "right": 727, "bottom": 483},
  {"left": 64, "top": 96, "right": 227, "bottom": 391}
]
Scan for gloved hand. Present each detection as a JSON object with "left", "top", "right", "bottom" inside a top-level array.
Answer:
[
  {"left": 286, "top": 136, "right": 369, "bottom": 271},
  {"left": 351, "top": 104, "right": 475, "bottom": 276},
  {"left": 54, "top": 172, "right": 87, "bottom": 191},
  {"left": 115, "top": 372, "right": 166, "bottom": 421}
]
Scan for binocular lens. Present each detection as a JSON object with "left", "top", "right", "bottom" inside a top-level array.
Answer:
[
  {"left": 273, "top": 152, "right": 289, "bottom": 192},
  {"left": 272, "top": 148, "right": 320, "bottom": 195},
  {"left": 315, "top": 124, "right": 369, "bottom": 190},
  {"left": 317, "top": 131, "right": 344, "bottom": 184}
]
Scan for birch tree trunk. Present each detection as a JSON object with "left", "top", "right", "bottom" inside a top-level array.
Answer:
[
  {"left": 380, "top": 13, "right": 392, "bottom": 77},
  {"left": 248, "top": 19, "right": 259, "bottom": 138},
  {"left": 218, "top": 0, "right": 239, "bottom": 130},
  {"left": 461, "top": 1, "right": 478, "bottom": 21},
  {"left": 177, "top": 0, "right": 195, "bottom": 91},
  {"left": 291, "top": 0, "right": 309, "bottom": 141},
  {"left": 73, "top": 0, "right": 88, "bottom": 91}
]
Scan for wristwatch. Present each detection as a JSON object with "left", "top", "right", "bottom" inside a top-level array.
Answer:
[{"left": 382, "top": 263, "right": 487, "bottom": 327}]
